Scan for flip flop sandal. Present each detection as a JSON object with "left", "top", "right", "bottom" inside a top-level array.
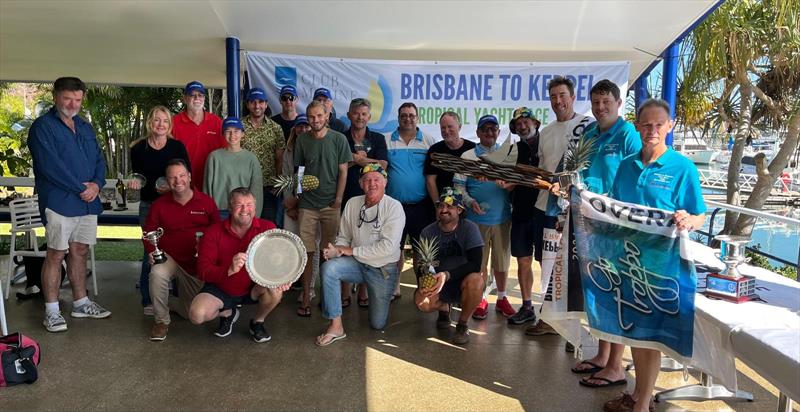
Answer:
[
  {"left": 297, "top": 305, "right": 311, "bottom": 317},
  {"left": 571, "top": 360, "right": 604, "bottom": 374},
  {"left": 316, "top": 332, "right": 347, "bottom": 347},
  {"left": 357, "top": 298, "right": 369, "bottom": 308},
  {"left": 578, "top": 374, "right": 627, "bottom": 388}
]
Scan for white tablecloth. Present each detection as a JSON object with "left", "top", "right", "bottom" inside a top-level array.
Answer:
[{"left": 689, "top": 242, "right": 800, "bottom": 394}]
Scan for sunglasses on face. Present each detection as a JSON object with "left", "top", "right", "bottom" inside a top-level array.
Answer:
[{"left": 280, "top": 95, "right": 296, "bottom": 102}]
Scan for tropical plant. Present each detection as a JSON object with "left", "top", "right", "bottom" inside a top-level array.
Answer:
[{"left": 681, "top": 0, "right": 800, "bottom": 237}]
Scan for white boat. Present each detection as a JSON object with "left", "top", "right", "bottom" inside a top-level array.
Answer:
[{"left": 675, "top": 138, "right": 720, "bottom": 164}]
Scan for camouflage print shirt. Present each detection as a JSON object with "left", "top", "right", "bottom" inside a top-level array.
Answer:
[{"left": 241, "top": 115, "right": 286, "bottom": 182}]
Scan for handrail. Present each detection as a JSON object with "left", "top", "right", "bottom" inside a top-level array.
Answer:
[{"left": 702, "top": 200, "right": 800, "bottom": 278}]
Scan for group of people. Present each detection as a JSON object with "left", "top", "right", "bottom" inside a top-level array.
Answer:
[{"left": 27, "top": 74, "right": 704, "bottom": 412}]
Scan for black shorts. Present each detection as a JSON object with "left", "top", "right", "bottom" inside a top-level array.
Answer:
[
  {"left": 438, "top": 277, "right": 463, "bottom": 304},
  {"left": 401, "top": 199, "right": 434, "bottom": 247},
  {"left": 199, "top": 283, "right": 258, "bottom": 311},
  {"left": 510, "top": 217, "right": 536, "bottom": 258}
]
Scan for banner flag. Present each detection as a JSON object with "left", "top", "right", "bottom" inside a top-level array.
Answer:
[
  {"left": 245, "top": 51, "right": 629, "bottom": 139},
  {"left": 571, "top": 188, "right": 696, "bottom": 361}
]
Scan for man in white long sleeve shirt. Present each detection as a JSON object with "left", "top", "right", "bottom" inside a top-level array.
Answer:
[{"left": 315, "top": 164, "right": 406, "bottom": 346}]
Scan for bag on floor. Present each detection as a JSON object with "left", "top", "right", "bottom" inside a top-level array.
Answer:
[
  {"left": 0, "top": 332, "right": 41, "bottom": 387},
  {"left": 17, "top": 244, "right": 67, "bottom": 300}
]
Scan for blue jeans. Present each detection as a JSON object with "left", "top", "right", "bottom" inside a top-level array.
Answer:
[
  {"left": 321, "top": 256, "right": 399, "bottom": 330},
  {"left": 138, "top": 201, "right": 152, "bottom": 306}
]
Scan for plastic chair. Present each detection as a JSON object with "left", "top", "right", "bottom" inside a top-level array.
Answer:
[{"left": 4, "top": 196, "right": 97, "bottom": 299}]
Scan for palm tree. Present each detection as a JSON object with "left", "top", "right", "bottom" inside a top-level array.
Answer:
[{"left": 681, "top": 0, "right": 800, "bottom": 236}]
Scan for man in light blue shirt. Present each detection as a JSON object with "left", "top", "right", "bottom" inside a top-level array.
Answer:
[{"left": 454, "top": 115, "right": 514, "bottom": 320}]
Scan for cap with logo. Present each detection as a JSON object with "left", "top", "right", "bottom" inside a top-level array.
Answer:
[
  {"left": 184, "top": 81, "right": 206, "bottom": 96},
  {"left": 313, "top": 87, "right": 332, "bottom": 100},
  {"left": 246, "top": 87, "right": 267, "bottom": 102},
  {"left": 222, "top": 116, "right": 244, "bottom": 132}
]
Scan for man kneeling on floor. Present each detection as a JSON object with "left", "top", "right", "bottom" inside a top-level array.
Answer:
[
  {"left": 316, "top": 164, "right": 405, "bottom": 346},
  {"left": 190, "top": 187, "right": 289, "bottom": 342},
  {"left": 414, "top": 187, "right": 484, "bottom": 345}
]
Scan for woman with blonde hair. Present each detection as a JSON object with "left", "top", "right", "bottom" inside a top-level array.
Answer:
[{"left": 130, "top": 105, "right": 191, "bottom": 316}]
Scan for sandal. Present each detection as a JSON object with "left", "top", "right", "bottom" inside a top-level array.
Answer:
[
  {"left": 297, "top": 305, "right": 311, "bottom": 317},
  {"left": 571, "top": 360, "right": 604, "bottom": 374},
  {"left": 342, "top": 297, "right": 352, "bottom": 308},
  {"left": 357, "top": 297, "right": 369, "bottom": 308},
  {"left": 579, "top": 374, "right": 627, "bottom": 388},
  {"left": 315, "top": 332, "right": 347, "bottom": 347}
]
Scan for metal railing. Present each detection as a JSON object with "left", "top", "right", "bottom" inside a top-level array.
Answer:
[
  {"left": 697, "top": 200, "right": 800, "bottom": 278},
  {"left": 697, "top": 169, "right": 793, "bottom": 193}
]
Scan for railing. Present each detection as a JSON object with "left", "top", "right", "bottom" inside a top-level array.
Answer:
[
  {"left": 697, "top": 169, "right": 792, "bottom": 193},
  {"left": 697, "top": 199, "right": 800, "bottom": 278}
]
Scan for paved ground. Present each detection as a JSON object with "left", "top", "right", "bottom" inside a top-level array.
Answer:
[{"left": 1, "top": 260, "right": 795, "bottom": 411}]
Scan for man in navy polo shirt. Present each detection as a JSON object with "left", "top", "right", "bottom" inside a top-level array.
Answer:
[{"left": 28, "top": 77, "right": 111, "bottom": 333}]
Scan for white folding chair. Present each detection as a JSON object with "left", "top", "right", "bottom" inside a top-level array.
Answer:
[
  {"left": 0, "top": 279, "right": 7, "bottom": 334},
  {"left": 4, "top": 196, "right": 98, "bottom": 299}
]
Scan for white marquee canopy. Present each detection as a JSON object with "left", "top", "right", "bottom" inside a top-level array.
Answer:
[{"left": 1, "top": 0, "right": 719, "bottom": 87}]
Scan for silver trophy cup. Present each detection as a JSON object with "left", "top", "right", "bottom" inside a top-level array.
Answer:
[{"left": 143, "top": 228, "right": 168, "bottom": 264}]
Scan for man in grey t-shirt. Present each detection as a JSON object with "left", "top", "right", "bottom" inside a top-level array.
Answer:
[{"left": 414, "top": 187, "right": 484, "bottom": 345}]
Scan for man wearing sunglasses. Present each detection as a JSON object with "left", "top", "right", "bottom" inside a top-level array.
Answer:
[
  {"left": 271, "top": 85, "right": 299, "bottom": 140},
  {"left": 316, "top": 164, "right": 405, "bottom": 346}
]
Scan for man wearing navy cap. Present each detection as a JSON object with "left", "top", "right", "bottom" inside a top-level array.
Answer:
[
  {"left": 272, "top": 85, "right": 299, "bottom": 140},
  {"left": 454, "top": 114, "right": 514, "bottom": 320},
  {"left": 242, "top": 87, "right": 285, "bottom": 223},
  {"left": 313, "top": 87, "right": 347, "bottom": 133},
  {"left": 172, "top": 80, "right": 225, "bottom": 192}
]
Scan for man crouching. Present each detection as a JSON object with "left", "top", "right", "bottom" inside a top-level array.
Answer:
[
  {"left": 190, "top": 187, "right": 289, "bottom": 342},
  {"left": 414, "top": 187, "right": 485, "bottom": 345}
]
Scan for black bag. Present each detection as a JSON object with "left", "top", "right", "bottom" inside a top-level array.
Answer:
[
  {"left": 16, "top": 243, "right": 66, "bottom": 300},
  {"left": 0, "top": 332, "right": 41, "bottom": 387}
]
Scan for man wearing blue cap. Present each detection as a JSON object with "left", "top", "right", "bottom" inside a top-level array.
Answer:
[
  {"left": 272, "top": 85, "right": 299, "bottom": 140},
  {"left": 241, "top": 87, "right": 285, "bottom": 223},
  {"left": 173, "top": 80, "right": 225, "bottom": 192},
  {"left": 454, "top": 114, "right": 514, "bottom": 320},
  {"left": 313, "top": 87, "right": 347, "bottom": 133}
]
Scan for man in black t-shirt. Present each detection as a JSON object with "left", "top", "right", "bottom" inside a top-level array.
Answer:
[
  {"left": 414, "top": 188, "right": 484, "bottom": 345},
  {"left": 423, "top": 111, "right": 476, "bottom": 205},
  {"left": 270, "top": 85, "right": 299, "bottom": 140}
]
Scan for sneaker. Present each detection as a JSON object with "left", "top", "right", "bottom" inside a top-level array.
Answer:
[
  {"left": 214, "top": 307, "right": 239, "bottom": 338},
  {"left": 150, "top": 322, "right": 168, "bottom": 341},
  {"left": 508, "top": 306, "right": 537, "bottom": 325},
  {"left": 43, "top": 312, "right": 68, "bottom": 332},
  {"left": 71, "top": 301, "right": 111, "bottom": 319},
  {"left": 249, "top": 319, "right": 272, "bottom": 343},
  {"left": 143, "top": 305, "right": 154, "bottom": 317},
  {"left": 472, "top": 299, "right": 489, "bottom": 320},
  {"left": 495, "top": 297, "right": 516, "bottom": 317},
  {"left": 525, "top": 320, "right": 558, "bottom": 336},
  {"left": 436, "top": 310, "right": 451, "bottom": 329},
  {"left": 452, "top": 323, "right": 470, "bottom": 345}
]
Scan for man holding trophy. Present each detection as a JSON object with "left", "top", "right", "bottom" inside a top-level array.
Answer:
[{"left": 143, "top": 159, "right": 220, "bottom": 341}]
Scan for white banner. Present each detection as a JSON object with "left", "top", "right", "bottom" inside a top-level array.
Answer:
[{"left": 246, "top": 51, "right": 630, "bottom": 139}]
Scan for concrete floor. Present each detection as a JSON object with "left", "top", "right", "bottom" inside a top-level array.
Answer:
[{"left": 1, "top": 260, "right": 796, "bottom": 411}]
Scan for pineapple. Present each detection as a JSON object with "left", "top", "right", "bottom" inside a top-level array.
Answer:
[
  {"left": 413, "top": 236, "right": 440, "bottom": 290},
  {"left": 563, "top": 135, "right": 598, "bottom": 172},
  {"left": 271, "top": 174, "right": 320, "bottom": 196}
]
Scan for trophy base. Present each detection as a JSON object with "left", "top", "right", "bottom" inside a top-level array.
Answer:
[
  {"left": 152, "top": 254, "right": 168, "bottom": 265},
  {"left": 704, "top": 273, "right": 758, "bottom": 304}
]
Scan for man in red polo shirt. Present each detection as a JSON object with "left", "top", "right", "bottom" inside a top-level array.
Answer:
[
  {"left": 144, "top": 159, "right": 220, "bottom": 341},
  {"left": 172, "top": 81, "right": 225, "bottom": 191},
  {"left": 189, "top": 187, "right": 290, "bottom": 343}
]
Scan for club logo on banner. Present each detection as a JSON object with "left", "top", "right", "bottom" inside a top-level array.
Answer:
[
  {"left": 246, "top": 51, "right": 629, "bottom": 139},
  {"left": 571, "top": 189, "right": 696, "bottom": 362}
]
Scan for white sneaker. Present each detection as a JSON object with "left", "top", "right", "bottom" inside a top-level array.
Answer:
[
  {"left": 71, "top": 301, "right": 112, "bottom": 319},
  {"left": 43, "top": 312, "right": 68, "bottom": 332}
]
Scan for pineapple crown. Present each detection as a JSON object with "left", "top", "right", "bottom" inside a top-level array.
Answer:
[
  {"left": 360, "top": 163, "right": 387, "bottom": 178},
  {"left": 563, "top": 135, "right": 598, "bottom": 172},
  {"left": 412, "top": 236, "right": 440, "bottom": 269}
]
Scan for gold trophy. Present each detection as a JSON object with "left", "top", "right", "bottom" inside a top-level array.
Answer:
[{"left": 142, "top": 228, "right": 168, "bottom": 264}]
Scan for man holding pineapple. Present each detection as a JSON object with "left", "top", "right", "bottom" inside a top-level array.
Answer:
[
  {"left": 316, "top": 164, "right": 405, "bottom": 346},
  {"left": 414, "top": 188, "right": 485, "bottom": 345}
]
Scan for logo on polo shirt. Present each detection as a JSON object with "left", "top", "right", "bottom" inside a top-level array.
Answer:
[
  {"left": 650, "top": 173, "right": 674, "bottom": 189},
  {"left": 603, "top": 143, "right": 619, "bottom": 154},
  {"left": 190, "top": 210, "right": 207, "bottom": 215}
]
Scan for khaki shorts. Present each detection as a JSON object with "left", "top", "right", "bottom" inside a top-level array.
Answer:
[
  {"left": 478, "top": 221, "right": 511, "bottom": 273},
  {"left": 298, "top": 207, "right": 340, "bottom": 253},
  {"left": 44, "top": 208, "right": 98, "bottom": 251}
]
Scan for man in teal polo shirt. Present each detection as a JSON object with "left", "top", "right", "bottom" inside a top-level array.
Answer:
[
  {"left": 569, "top": 79, "right": 642, "bottom": 388},
  {"left": 454, "top": 115, "right": 514, "bottom": 320},
  {"left": 603, "top": 98, "right": 705, "bottom": 412}
]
